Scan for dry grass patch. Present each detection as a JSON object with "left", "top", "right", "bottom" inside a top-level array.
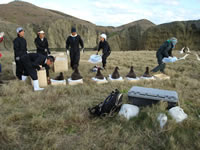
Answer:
[{"left": 0, "top": 50, "right": 200, "bottom": 150}]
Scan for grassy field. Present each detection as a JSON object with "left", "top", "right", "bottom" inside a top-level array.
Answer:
[{"left": 0, "top": 50, "right": 200, "bottom": 150}]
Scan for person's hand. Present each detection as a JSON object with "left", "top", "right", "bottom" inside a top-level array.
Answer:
[
  {"left": 82, "top": 48, "right": 84, "bottom": 53},
  {"left": 66, "top": 49, "right": 69, "bottom": 55},
  {"left": 47, "top": 77, "right": 51, "bottom": 85},
  {"left": 39, "top": 65, "right": 43, "bottom": 69},
  {"left": 96, "top": 51, "right": 98, "bottom": 55},
  {"left": 0, "top": 53, "right": 2, "bottom": 58},
  {"left": 45, "top": 49, "right": 48, "bottom": 52}
]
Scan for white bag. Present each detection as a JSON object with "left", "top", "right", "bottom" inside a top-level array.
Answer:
[
  {"left": 119, "top": 104, "right": 139, "bottom": 120},
  {"left": 157, "top": 113, "right": 168, "bottom": 128},
  {"left": 169, "top": 106, "right": 188, "bottom": 123},
  {"left": 88, "top": 55, "right": 102, "bottom": 64},
  {"left": 162, "top": 57, "right": 178, "bottom": 63}
]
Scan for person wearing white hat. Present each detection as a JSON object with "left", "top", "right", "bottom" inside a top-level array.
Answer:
[
  {"left": 13, "top": 27, "right": 28, "bottom": 80},
  {"left": 96, "top": 33, "right": 111, "bottom": 69},
  {"left": 34, "top": 30, "right": 50, "bottom": 56},
  {"left": 34, "top": 30, "right": 51, "bottom": 82},
  {"left": 151, "top": 37, "right": 178, "bottom": 74}
]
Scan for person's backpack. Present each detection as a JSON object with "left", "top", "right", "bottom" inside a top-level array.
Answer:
[{"left": 88, "top": 89, "right": 123, "bottom": 117}]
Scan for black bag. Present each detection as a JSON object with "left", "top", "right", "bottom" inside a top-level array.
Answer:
[{"left": 88, "top": 89, "right": 123, "bottom": 117}]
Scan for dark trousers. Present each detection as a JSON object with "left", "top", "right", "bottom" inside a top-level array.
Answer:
[
  {"left": 102, "top": 52, "right": 110, "bottom": 68},
  {"left": 15, "top": 59, "right": 28, "bottom": 80},
  {"left": 20, "top": 56, "right": 38, "bottom": 80},
  {"left": 151, "top": 53, "right": 166, "bottom": 73},
  {"left": 70, "top": 50, "right": 80, "bottom": 69}
]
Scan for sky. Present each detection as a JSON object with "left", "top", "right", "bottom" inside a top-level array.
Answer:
[{"left": 0, "top": 0, "right": 200, "bottom": 26}]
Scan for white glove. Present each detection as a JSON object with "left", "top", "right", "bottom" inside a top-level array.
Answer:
[
  {"left": 66, "top": 49, "right": 69, "bottom": 55},
  {"left": 45, "top": 49, "right": 48, "bottom": 52}
]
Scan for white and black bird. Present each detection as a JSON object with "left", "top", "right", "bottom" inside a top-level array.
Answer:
[
  {"left": 195, "top": 54, "right": 200, "bottom": 61},
  {"left": 179, "top": 54, "right": 190, "bottom": 60},
  {"left": 179, "top": 47, "right": 185, "bottom": 54},
  {"left": 186, "top": 47, "right": 191, "bottom": 53}
]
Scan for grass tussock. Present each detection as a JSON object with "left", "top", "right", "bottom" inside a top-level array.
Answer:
[{"left": 0, "top": 50, "right": 200, "bottom": 150}]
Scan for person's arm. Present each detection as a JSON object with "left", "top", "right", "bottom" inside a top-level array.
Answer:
[
  {"left": 66, "top": 37, "right": 70, "bottom": 50},
  {"left": 79, "top": 36, "right": 84, "bottom": 49},
  {"left": 96, "top": 42, "right": 102, "bottom": 54},
  {"left": 13, "top": 39, "right": 21, "bottom": 58},
  {"left": 46, "top": 39, "right": 51, "bottom": 54},
  {"left": 32, "top": 55, "right": 46, "bottom": 69}
]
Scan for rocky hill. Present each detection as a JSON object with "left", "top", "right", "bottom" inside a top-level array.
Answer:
[{"left": 0, "top": 1, "right": 199, "bottom": 51}]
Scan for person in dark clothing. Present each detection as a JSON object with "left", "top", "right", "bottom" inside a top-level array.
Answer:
[
  {"left": 151, "top": 37, "right": 178, "bottom": 74},
  {"left": 20, "top": 53, "right": 55, "bottom": 91},
  {"left": 13, "top": 27, "right": 28, "bottom": 80},
  {"left": 34, "top": 30, "right": 50, "bottom": 56},
  {"left": 96, "top": 33, "right": 111, "bottom": 69},
  {"left": 66, "top": 27, "right": 84, "bottom": 69},
  {"left": 34, "top": 30, "right": 51, "bottom": 81}
]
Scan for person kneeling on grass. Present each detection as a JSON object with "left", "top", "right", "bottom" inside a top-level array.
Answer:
[
  {"left": 20, "top": 53, "right": 55, "bottom": 91},
  {"left": 96, "top": 33, "right": 111, "bottom": 69},
  {"left": 151, "top": 37, "right": 178, "bottom": 74}
]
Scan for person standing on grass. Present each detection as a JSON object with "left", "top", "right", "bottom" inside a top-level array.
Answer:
[
  {"left": 34, "top": 30, "right": 51, "bottom": 83},
  {"left": 20, "top": 53, "right": 55, "bottom": 91},
  {"left": 13, "top": 27, "right": 28, "bottom": 81},
  {"left": 151, "top": 37, "right": 178, "bottom": 74},
  {"left": 66, "top": 27, "right": 84, "bottom": 70},
  {"left": 96, "top": 33, "right": 111, "bottom": 69}
]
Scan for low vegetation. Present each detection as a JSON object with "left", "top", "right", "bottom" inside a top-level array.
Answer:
[{"left": 0, "top": 51, "right": 200, "bottom": 150}]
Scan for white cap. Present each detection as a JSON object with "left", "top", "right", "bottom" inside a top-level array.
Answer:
[
  {"left": 16, "top": 27, "right": 24, "bottom": 33},
  {"left": 0, "top": 32, "right": 4, "bottom": 38},
  {"left": 100, "top": 33, "right": 107, "bottom": 40},
  {"left": 38, "top": 30, "right": 45, "bottom": 34}
]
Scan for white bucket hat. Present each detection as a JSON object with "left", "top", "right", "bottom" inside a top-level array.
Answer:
[
  {"left": 100, "top": 33, "right": 107, "bottom": 40},
  {"left": 38, "top": 30, "right": 45, "bottom": 34}
]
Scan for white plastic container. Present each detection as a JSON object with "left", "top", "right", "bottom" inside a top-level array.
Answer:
[
  {"left": 168, "top": 106, "right": 188, "bottom": 123},
  {"left": 119, "top": 104, "right": 140, "bottom": 120}
]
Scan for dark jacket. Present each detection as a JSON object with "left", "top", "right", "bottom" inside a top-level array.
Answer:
[
  {"left": 157, "top": 40, "right": 173, "bottom": 57},
  {"left": 13, "top": 36, "right": 27, "bottom": 58},
  {"left": 34, "top": 36, "right": 50, "bottom": 56},
  {"left": 66, "top": 35, "right": 84, "bottom": 52},
  {"left": 98, "top": 40, "right": 111, "bottom": 54},
  {"left": 21, "top": 53, "right": 47, "bottom": 70}
]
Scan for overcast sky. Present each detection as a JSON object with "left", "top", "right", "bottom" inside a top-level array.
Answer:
[{"left": 0, "top": 0, "right": 200, "bottom": 26}]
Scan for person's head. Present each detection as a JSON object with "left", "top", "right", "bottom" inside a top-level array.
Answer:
[
  {"left": 38, "top": 30, "right": 45, "bottom": 39},
  {"left": 46, "top": 56, "right": 55, "bottom": 66},
  {"left": 100, "top": 33, "right": 107, "bottom": 42},
  {"left": 170, "top": 37, "right": 178, "bottom": 48},
  {"left": 71, "top": 27, "right": 77, "bottom": 36},
  {"left": 16, "top": 27, "right": 24, "bottom": 37}
]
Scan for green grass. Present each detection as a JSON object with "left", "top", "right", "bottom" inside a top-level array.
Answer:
[{"left": 0, "top": 51, "right": 200, "bottom": 150}]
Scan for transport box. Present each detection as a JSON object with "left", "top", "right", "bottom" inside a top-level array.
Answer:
[
  {"left": 12, "top": 62, "right": 16, "bottom": 76},
  {"left": 31, "top": 68, "right": 48, "bottom": 87},
  {"left": 50, "top": 79, "right": 66, "bottom": 86},
  {"left": 53, "top": 56, "right": 68, "bottom": 73},
  {"left": 153, "top": 74, "right": 170, "bottom": 80},
  {"left": 128, "top": 86, "right": 178, "bottom": 108},
  {"left": 68, "top": 78, "right": 83, "bottom": 85}
]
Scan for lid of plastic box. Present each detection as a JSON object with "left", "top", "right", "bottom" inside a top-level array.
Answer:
[{"left": 128, "top": 86, "right": 178, "bottom": 102}]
